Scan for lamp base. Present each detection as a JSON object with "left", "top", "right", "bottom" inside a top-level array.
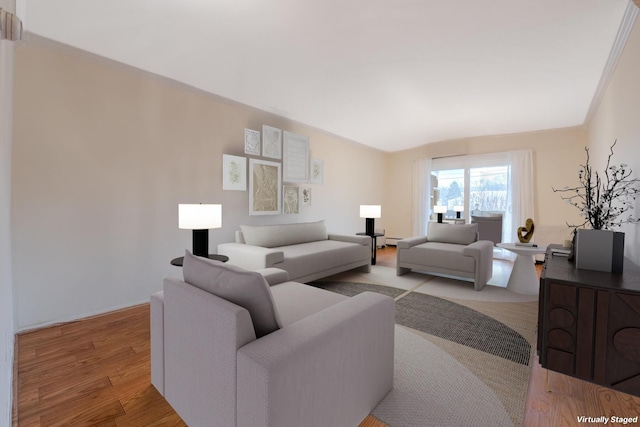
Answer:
[
  {"left": 365, "top": 218, "right": 375, "bottom": 236},
  {"left": 192, "top": 229, "right": 209, "bottom": 257},
  {"left": 437, "top": 213, "right": 444, "bottom": 223}
]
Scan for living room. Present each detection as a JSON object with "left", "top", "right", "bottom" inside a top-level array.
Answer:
[{"left": 2, "top": 1, "right": 640, "bottom": 426}]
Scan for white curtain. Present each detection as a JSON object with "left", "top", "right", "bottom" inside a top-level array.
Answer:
[
  {"left": 413, "top": 158, "right": 431, "bottom": 236},
  {"left": 507, "top": 149, "right": 535, "bottom": 243}
]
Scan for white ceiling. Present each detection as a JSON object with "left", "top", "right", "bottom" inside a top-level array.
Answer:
[{"left": 18, "top": 0, "right": 632, "bottom": 152}]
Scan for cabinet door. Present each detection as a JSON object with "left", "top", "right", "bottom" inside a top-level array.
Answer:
[
  {"left": 607, "top": 292, "right": 640, "bottom": 396},
  {"left": 544, "top": 282, "right": 578, "bottom": 374}
]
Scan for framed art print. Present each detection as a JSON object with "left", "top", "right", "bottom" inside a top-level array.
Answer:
[
  {"left": 283, "top": 131, "right": 309, "bottom": 183},
  {"left": 283, "top": 185, "right": 300, "bottom": 214},
  {"left": 244, "top": 128, "right": 261, "bottom": 156},
  {"left": 249, "top": 158, "right": 281, "bottom": 215},
  {"left": 310, "top": 158, "right": 324, "bottom": 184},
  {"left": 222, "top": 154, "right": 247, "bottom": 191},
  {"left": 262, "top": 125, "right": 282, "bottom": 159}
]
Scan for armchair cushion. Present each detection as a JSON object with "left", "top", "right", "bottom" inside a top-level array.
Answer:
[
  {"left": 428, "top": 222, "right": 478, "bottom": 245},
  {"left": 240, "top": 220, "right": 328, "bottom": 247},
  {"left": 183, "top": 251, "right": 282, "bottom": 337}
]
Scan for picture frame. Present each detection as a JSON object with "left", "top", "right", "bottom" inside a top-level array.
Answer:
[
  {"left": 283, "top": 185, "right": 300, "bottom": 214},
  {"left": 301, "top": 186, "right": 312, "bottom": 207},
  {"left": 222, "top": 154, "right": 247, "bottom": 191},
  {"left": 310, "top": 158, "right": 324, "bottom": 185},
  {"left": 244, "top": 128, "right": 261, "bottom": 156},
  {"left": 262, "top": 125, "right": 282, "bottom": 159},
  {"left": 249, "top": 158, "right": 281, "bottom": 215},
  {"left": 283, "top": 131, "right": 309, "bottom": 183}
]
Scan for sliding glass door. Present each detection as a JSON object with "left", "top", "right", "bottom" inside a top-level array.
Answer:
[{"left": 426, "top": 151, "right": 530, "bottom": 243}]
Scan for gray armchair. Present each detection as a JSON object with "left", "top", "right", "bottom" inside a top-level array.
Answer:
[
  {"left": 471, "top": 213, "right": 503, "bottom": 245},
  {"left": 396, "top": 222, "right": 493, "bottom": 291},
  {"left": 151, "top": 252, "right": 395, "bottom": 427}
]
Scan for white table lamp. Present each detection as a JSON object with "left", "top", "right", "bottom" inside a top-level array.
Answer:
[
  {"left": 360, "top": 205, "right": 381, "bottom": 236},
  {"left": 179, "top": 204, "right": 222, "bottom": 257},
  {"left": 434, "top": 205, "right": 447, "bottom": 223}
]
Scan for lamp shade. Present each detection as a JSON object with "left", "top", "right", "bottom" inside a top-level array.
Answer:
[
  {"left": 179, "top": 204, "right": 222, "bottom": 230},
  {"left": 433, "top": 205, "right": 447, "bottom": 214},
  {"left": 454, "top": 206, "right": 464, "bottom": 212},
  {"left": 360, "top": 205, "right": 381, "bottom": 218}
]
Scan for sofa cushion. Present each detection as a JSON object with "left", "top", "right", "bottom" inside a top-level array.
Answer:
[
  {"left": 403, "top": 242, "right": 476, "bottom": 273},
  {"left": 428, "top": 222, "right": 478, "bottom": 245},
  {"left": 269, "top": 281, "right": 349, "bottom": 326},
  {"left": 240, "top": 221, "right": 328, "bottom": 248},
  {"left": 277, "top": 240, "right": 369, "bottom": 281},
  {"left": 182, "top": 251, "right": 281, "bottom": 338}
]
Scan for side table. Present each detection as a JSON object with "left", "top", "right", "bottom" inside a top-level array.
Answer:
[
  {"left": 356, "top": 232, "right": 384, "bottom": 265},
  {"left": 170, "top": 254, "right": 229, "bottom": 267},
  {"left": 497, "top": 243, "right": 547, "bottom": 295}
]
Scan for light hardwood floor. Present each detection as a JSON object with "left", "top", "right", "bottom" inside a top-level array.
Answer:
[{"left": 13, "top": 246, "right": 640, "bottom": 426}]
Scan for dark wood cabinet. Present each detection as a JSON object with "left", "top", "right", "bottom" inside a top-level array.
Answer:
[{"left": 539, "top": 246, "right": 640, "bottom": 397}]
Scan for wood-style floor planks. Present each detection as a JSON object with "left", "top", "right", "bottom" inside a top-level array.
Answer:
[{"left": 14, "top": 247, "right": 640, "bottom": 426}]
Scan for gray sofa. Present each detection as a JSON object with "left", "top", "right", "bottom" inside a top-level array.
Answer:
[
  {"left": 151, "top": 251, "right": 394, "bottom": 427},
  {"left": 217, "top": 220, "right": 371, "bottom": 282},
  {"left": 396, "top": 222, "right": 493, "bottom": 290}
]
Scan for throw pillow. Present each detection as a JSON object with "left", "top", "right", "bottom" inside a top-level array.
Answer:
[
  {"left": 182, "top": 251, "right": 282, "bottom": 338},
  {"left": 240, "top": 220, "right": 328, "bottom": 247},
  {"left": 428, "top": 222, "right": 478, "bottom": 245}
]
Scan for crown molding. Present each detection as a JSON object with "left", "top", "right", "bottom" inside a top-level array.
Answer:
[{"left": 584, "top": 1, "right": 638, "bottom": 125}]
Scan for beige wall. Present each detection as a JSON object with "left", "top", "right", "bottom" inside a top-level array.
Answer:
[
  {"left": 12, "top": 37, "right": 386, "bottom": 330},
  {"left": 587, "top": 15, "right": 640, "bottom": 265},
  {"left": 0, "top": 0, "right": 16, "bottom": 424},
  {"left": 384, "top": 127, "right": 587, "bottom": 240}
]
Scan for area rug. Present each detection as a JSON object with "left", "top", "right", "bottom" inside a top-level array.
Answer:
[{"left": 309, "top": 279, "right": 538, "bottom": 427}]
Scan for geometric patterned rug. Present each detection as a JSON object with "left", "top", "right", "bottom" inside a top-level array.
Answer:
[{"left": 308, "top": 279, "right": 538, "bottom": 426}]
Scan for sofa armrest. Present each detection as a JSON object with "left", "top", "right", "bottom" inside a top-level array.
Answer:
[
  {"left": 217, "top": 242, "right": 285, "bottom": 270},
  {"left": 257, "top": 268, "right": 290, "bottom": 286},
  {"left": 237, "top": 292, "right": 395, "bottom": 427},
  {"left": 163, "top": 278, "right": 256, "bottom": 427},
  {"left": 328, "top": 233, "right": 370, "bottom": 246},
  {"left": 463, "top": 240, "right": 494, "bottom": 290},
  {"left": 397, "top": 236, "right": 428, "bottom": 249}
]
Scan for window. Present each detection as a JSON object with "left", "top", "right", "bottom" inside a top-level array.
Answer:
[{"left": 417, "top": 150, "right": 534, "bottom": 243}]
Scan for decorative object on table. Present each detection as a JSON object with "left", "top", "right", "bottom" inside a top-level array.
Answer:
[
  {"left": 553, "top": 141, "right": 640, "bottom": 273},
  {"left": 178, "top": 204, "right": 222, "bottom": 257},
  {"left": 283, "top": 131, "right": 309, "bottom": 183},
  {"left": 360, "top": 205, "right": 381, "bottom": 236},
  {"left": 434, "top": 205, "right": 447, "bottom": 223},
  {"left": 222, "top": 154, "right": 246, "bottom": 191},
  {"left": 310, "top": 158, "right": 324, "bottom": 184},
  {"left": 249, "top": 158, "right": 281, "bottom": 215},
  {"left": 454, "top": 205, "right": 464, "bottom": 219},
  {"left": 301, "top": 186, "right": 312, "bottom": 207},
  {"left": 244, "top": 128, "right": 260, "bottom": 156},
  {"left": 517, "top": 218, "right": 535, "bottom": 244},
  {"left": 283, "top": 185, "right": 299, "bottom": 214},
  {"left": 262, "top": 125, "right": 282, "bottom": 159}
]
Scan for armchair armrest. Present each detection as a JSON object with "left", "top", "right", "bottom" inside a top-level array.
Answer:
[
  {"left": 463, "top": 240, "right": 494, "bottom": 290},
  {"left": 257, "top": 268, "right": 290, "bottom": 286},
  {"left": 328, "top": 233, "right": 370, "bottom": 246},
  {"left": 397, "top": 236, "right": 428, "bottom": 249},
  {"left": 237, "top": 292, "right": 395, "bottom": 427},
  {"left": 217, "top": 242, "right": 284, "bottom": 270}
]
